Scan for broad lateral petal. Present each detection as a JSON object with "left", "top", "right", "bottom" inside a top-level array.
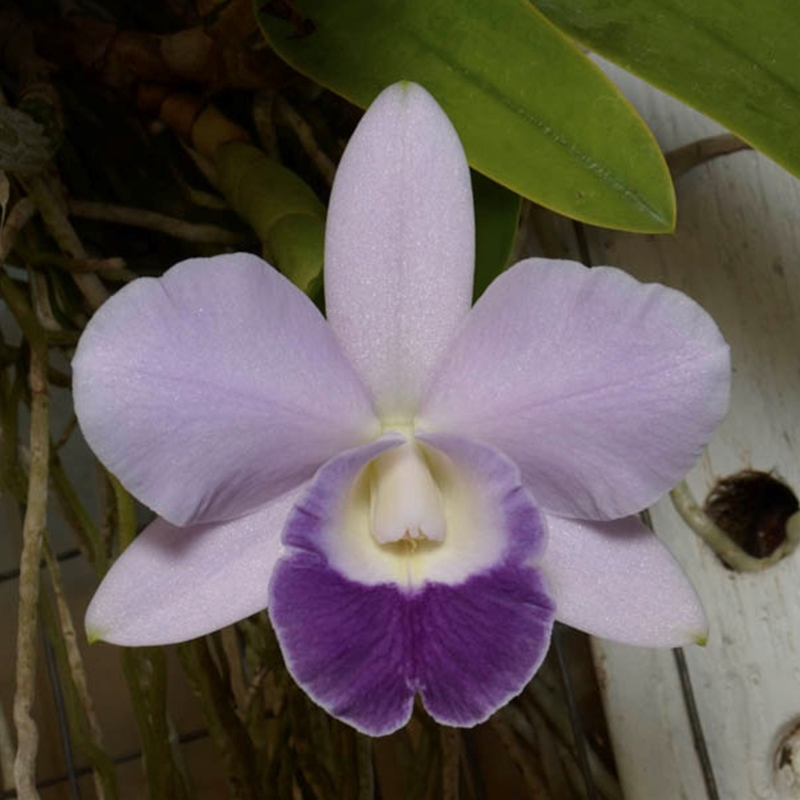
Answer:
[
  {"left": 420, "top": 259, "right": 730, "bottom": 520},
  {"left": 324, "top": 82, "right": 475, "bottom": 420},
  {"left": 85, "top": 486, "right": 304, "bottom": 646},
  {"left": 73, "top": 253, "right": 379, "bottom": 526},
  {"left": 540, "top": 514, "right": 707, "bottom": 647}
]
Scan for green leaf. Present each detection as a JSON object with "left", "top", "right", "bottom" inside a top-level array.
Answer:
[
  {"left": 214, "top": 141, "right": 326, "bottom": 295},
  {"left": 472, "top": 171, "right": 521, "bottom": 300},
  {"left": 534, "top": 0, "right": 800, "bottom": 180},
  {"left": 256, "top": 0, "right": 675, "bottom": 233}
]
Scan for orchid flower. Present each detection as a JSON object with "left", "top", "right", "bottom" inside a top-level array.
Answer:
[{"left": 74, "top": 82, "right": 730, "bottom": 736}]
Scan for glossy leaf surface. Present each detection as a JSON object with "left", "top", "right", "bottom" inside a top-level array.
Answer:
[
  {"left": 256, "top": 0, "right": 675, "bottom": 232},
  {"left": 215, "top": 141, "right": 326, "bottom": 294},
  {"left": 535, "top": 0, "right": 800, "bottom": 179},
  {"left": 472, "top": 171, "right": 521, "bottom": 301}
]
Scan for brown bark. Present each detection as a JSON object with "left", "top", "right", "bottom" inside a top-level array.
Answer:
[{"left": 35, "top": 16, "right": 288, "bottom": 93}]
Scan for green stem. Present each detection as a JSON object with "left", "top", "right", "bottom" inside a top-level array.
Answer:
[
  {"left": 40, "top": 555, "right": 119, "bottom": 800},
  {"left": 0, "top": 363, "right": 26, "bottom": 505},
  {"left": 19, "top": 175, "right": 109, "bottom": 310},
  {"left": 110, "top": 474, "right": 137, "bottom": 551},
  {"left": 0, "top": 698, "right": 15, "bottom": 792},
  {"left": 355, "top": 733, "right": 374, "bottom": 800},
  {"left": 440, "top": 728, "right": 460, "bottom": 800},
  {"left": 109, "top": 474, "right": 190, "bottom": 800},
  {"left": 67, "top": 200, "right": 249, "bottom": 245},
  {"left": 178, "top": 637, "right": 264, "bottom": 800},
  {"left": 50, "top": 453, "right": 107, "bottom": 573},
  {"left": 406, "top": 709, "right": 439, "bottom": 800},
  {"left": 490, "top": 711, "right": 554, "bottom": 800},
  {"left": 0, "top": 270, "right": 44, "bottom": 347},
  {"left": 12, "top": 343, "right": 49, "bottom": 800},
  {"left": 121, "top": 648, "right": 191, "bottom": 800}
]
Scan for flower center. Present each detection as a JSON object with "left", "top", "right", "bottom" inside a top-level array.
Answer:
[{"left": 368, "top": 441, "right": 446, "bottom": 546}]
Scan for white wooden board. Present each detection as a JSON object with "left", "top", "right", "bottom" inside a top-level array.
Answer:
[{"left": 588, "top": 59, "right": 800, "bottom": 800}]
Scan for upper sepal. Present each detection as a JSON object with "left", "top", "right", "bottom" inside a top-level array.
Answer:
[{"left": 324, "top": 83, "right": 475, "bottom": 420}]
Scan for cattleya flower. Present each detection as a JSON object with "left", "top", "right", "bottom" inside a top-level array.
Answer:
[{"left": 75, "top": 83, "right": 730, "bottom": 736}]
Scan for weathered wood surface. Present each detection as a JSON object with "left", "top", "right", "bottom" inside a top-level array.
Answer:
[{"left": 588, "top": 59, "right": 800, "bottom": 800}]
